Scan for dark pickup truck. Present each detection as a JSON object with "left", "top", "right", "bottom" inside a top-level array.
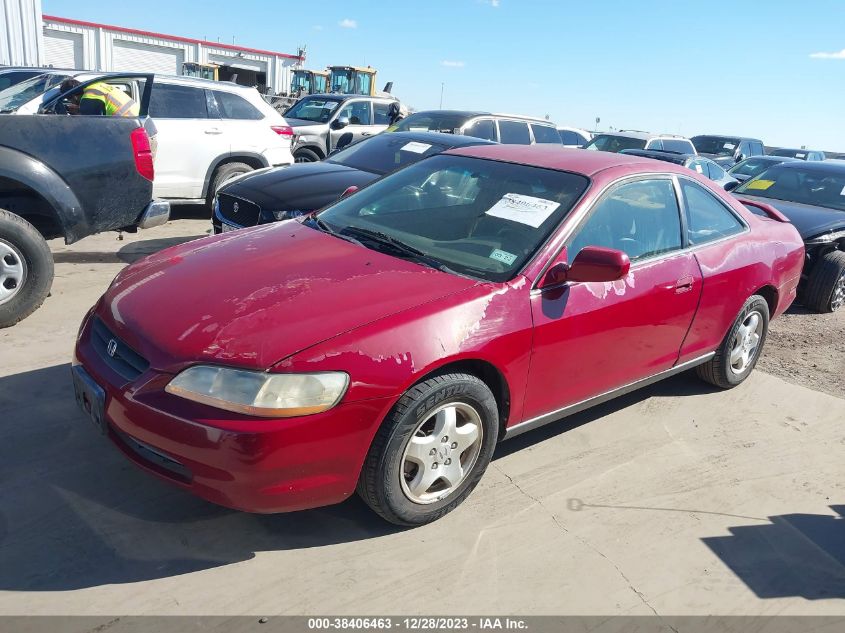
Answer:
[{"left": 0, "top": 73, "right": 169, "bottom": 327}]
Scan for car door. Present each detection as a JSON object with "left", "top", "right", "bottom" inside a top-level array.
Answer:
[
  {"left": 674, "top": 177, "right": 750, "bottom": 362},
  {"left": 461, "top": 118, "right": 498, "bottom": 142},
  {"left": 148, "top": 82, "right": 229, "bottom": 200},
  {"left": 522, "top": 176, "right": 703, "bottom": 421},
  {"left": 329, "top": 99, "right": 378, "bottom": 151}
]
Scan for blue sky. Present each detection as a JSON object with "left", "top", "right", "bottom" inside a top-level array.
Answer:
[{"left": 42, "top": 0, "right": 845, "bottom": 149}]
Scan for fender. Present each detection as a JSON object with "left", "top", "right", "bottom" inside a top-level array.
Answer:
[
  {"left": 293, "top": 143, "right": 326, "bottom": 160},
  {"left": 0, "top": 146, "right": 86, "bottom": 243},
  {"left": 201, "top": 152, "right": 271, "bottom": 199}
]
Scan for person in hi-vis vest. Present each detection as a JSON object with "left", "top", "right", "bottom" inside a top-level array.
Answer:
[{"left": 59, "top": 78, "right": 140, "bottom": 117}]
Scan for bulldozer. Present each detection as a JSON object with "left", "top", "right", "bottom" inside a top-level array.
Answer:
[{"left": 291, "top": 69, "right": 329, "bottom": 95}]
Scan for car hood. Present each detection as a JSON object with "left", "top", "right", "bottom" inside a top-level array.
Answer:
[
  {"left": 101, "top": 223, "right": 478, "bottom": 372},
  {"left": 286, "top": 118, "right": 328, "bottom": 129},
  {"left": 738, "top": 195, "right": 845, "bottom": 240},
  {"left": 220, "top": 161, "right": 378, "bottom": 211}
]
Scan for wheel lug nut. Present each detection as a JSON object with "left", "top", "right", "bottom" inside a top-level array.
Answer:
[
  {"left": 432, "top": 462, "right": 439, "bottom": 469},
  {"left": 429, "top": 448, "right": 436, "bottom": 456},
  {"left": 445, "top": 458, "right": 452, "bottom": 465},
  {"left": 451, "top": 442, "right": 457, "bottom": 449},
  {"left": 442, "top": 436, "right": 448, "bottom": 443}
]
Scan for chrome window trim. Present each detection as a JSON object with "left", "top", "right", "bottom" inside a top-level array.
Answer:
[{"left": 502, "top": 352, "right": 716, "bottom": 440}]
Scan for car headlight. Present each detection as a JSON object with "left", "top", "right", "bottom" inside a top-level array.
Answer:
[
  {"left": 271, "top": 209, "right": 308, "bottom": 221},
  {"left": 165, "top": 366, "right": 349, "bottom": 417}
]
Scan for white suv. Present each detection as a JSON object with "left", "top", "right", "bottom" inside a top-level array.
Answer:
[
  {"left": 583, "top": 130, "right": 697, "bottom": 155},
  {"left": 6, "top": 73, "right": 294, "bottom": 208}
]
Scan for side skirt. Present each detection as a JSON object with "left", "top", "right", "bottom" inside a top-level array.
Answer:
[{"left": 502, "top": 353, "right": 715, "bottom": 440}]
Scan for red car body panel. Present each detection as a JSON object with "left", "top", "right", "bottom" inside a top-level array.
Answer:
[{"left": 74, "top": 146, "right": 805, "bottom": 514}]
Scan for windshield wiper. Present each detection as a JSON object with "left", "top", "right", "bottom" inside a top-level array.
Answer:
[{"left": 340, "top": 226, "right": 454, "bottom": 273}]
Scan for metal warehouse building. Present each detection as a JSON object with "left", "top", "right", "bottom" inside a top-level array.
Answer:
[{"left": 40, "top": 14, "right": 303, "bottom": 93}]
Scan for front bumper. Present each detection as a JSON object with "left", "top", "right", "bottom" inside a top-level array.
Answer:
[
  {"left": 137, "top": 200, "right": 171, "bottom": 230},
  {"left": 74, "top": 311, "right": 394, "bottom": 513}
]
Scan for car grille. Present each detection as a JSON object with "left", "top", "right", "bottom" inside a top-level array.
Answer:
[
  {"left": 217, "top": 193, "right": 261, "bottom": 228},
  {"left": 91, "top": 317, "right": 150, "bottom": 382}
]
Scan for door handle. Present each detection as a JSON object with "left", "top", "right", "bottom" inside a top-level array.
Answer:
[
  {"left": 361, "top": 132, "right": 372, "bottom": 137},
  {"left": 674, "top": 276, "right": 694, "bottom": 293},
  {"left": 204, "top": 128, "right": 223, "bottom": 135}
]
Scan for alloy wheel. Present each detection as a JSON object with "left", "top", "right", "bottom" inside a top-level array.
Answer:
[
  {"left": 729, "top": 310, "right": 763, "bottom": 375},
  {"left": 831, "top": 272, "right": 845, "bottom": 311},
  {"left": 0, "top": 239, "right": 26, "bottom": 306},
  {"left": 400, "top": 402, "right": 484, "bottom": 504}
]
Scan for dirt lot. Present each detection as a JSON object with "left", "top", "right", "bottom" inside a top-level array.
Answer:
[
  {"left": 1, "top": 216, "right": 843, "bottom": 617},
  {"left": 759, "top": 305, "right": 845, "bottom": 399}
]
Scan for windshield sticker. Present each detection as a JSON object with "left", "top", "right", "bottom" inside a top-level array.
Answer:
[
  {"left": 840, "top": 185, "right": 845, "bottom": 196},
  {"left": 723, "top": 143, "right": 736, "bottom": 150},
  {"left": 795, "top": 153, "right": 806, "bottom": 158},
  {"left": 485, "top": 193, "right": 561, "bottom": 228},
  {"left": 324, "top": 102, "right": 338, "bottom": 111},
  {"left": 489, "top": 249, "right": 517, "bottom": 265},
  {"left": 401, "top": 141, "right": 433, "bottom": 154},
  {"left": 746, "top": 179, "right": 775, "bottom": 190},
  {"left": 695, "top": 164, "right": 704, "bottom": 173},
  {"left": 409, "top": 126, "right": 430, "bottom": 132}
]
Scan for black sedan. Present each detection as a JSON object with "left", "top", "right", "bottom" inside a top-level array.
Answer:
[
  {"left": 733, "top": 161, "right": 845, "bottom": 312},
  {"left": 213, "top": 131, "right": 495, "bottom": 233}
]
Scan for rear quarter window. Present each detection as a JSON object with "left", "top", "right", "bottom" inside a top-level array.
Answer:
[
  {"left": 498, "top": 120, "right": 531, "bottom": 144},
  {"left": 531, "top": 124, "right": 562, "bottom": 144},
  {"left": 149, "top": 83, "right": 209, "bottom": 119},
  {"left": 213, "top": 90, "right": 264, "bottom": 120}
]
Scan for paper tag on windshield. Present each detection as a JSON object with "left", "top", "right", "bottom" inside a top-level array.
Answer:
[
  {"left": 695, "top": 164, "right": 704, "bottom": 173},
  {"left": 401, "top": 141, "right": 432, "bottom": 154},
  {"left": 796, "top": 153, "right": 806, "bottom": 158},
  {"left": 489, "top": 249, "right": 517, "bottom": 265},
  {"left": 840, "top": 185, "right": 845, "bottom": 196},
  {"left": 485, "top": 193, "right": 560, "bottom": 228},
  {"left": 724, "top": 142, "right": 736, "bottom": 150},
  {"left": 324, "top": 102, "right": 338, "bottom": 111},
  {"left": 746, "top": 179, "right": 774, "bottom": 190}
]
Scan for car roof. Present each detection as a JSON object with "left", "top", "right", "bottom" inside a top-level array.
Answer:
[
  {"left": 692, "top": 134, "right": 763, "bottom": 142},
  {"left": 591, "top": 130, "right": 683, "bottom": 140},
  {"left": 306, "top": 92, "right": 398, "bottom": 101},
  {"left": 405, "top": 109, "right": 552, "bottom": 124},
  {"left": 386, "top": 130, "right": 496, "bottom": 147},
  {"left": 445, "top": 144, "right": 669, "bottom": 177},
  {"left": 771, "top": 148, "right": 823, "bottom": 153}
]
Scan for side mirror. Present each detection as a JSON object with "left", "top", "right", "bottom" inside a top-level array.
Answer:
[
  {"left": 538, "top": 246, "right": 630, "bottom": 289},
  {"left": 724, "top": 180, "right": 739, "bottom": 192},
  {"left": 340, "top": 185, "right": 359, "bottom": 199},
  {"left": 735, "top": 153, "right": 746, "bottom": 162},
  {"left": 331, "top": 116, "right": 349, "bottom": 130}
]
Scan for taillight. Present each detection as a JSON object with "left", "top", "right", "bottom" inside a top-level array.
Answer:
[
  {"left": 130, "top": 127, "right": 155, "bottom": 181},
  {"left": 271, "top": 125, "right": 294, "bottom": 137}
]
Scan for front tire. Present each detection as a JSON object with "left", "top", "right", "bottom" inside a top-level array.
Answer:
[
  {"left": 804, "top": 250, "right": 845, "bottom": 313},
  {"left": 294, "top": 148, "right": 321, "bottom": 163},
  {"left": 0, "top": 209, "right": 54, "bottom": 328},
  {"left": 358, "top": 373, "right": 499, "bottom": 526},
  {"left": 696, "top": 295, "right": 769, "bottom": 389},
  {"left": 207, "top": 162, "right": 253, "bottom": 210}
]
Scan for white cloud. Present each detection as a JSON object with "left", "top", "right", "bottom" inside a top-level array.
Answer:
[
  {"left": 479, "top": 0, "right": 500, "bottom": 6},
  {"left": 810, "top": 49, "right": 845, "bottom": 59},
  {"left": 339, "top": 18, "right": 357, "bottom": 29},
  {"left": 442, "top": 60, "right": 466, "bottom": 67}
]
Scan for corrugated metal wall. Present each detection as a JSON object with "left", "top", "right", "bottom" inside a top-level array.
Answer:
[{"left": 1, "top": 0, "right": 44, "bottom": 66}]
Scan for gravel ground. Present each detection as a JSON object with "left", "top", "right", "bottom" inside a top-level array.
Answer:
[{"left": 758, "top": 303, "right": 845, "bottom": 400}]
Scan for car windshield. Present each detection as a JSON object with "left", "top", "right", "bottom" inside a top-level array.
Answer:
[
  {"left": 285, "top": 97, "right": 343, "bottom": 123},
  {"left": 310, "top": 154, "right": 589, "bottom": 282},
  {"left": 691, "top": 136, "right": 740, "bottom": 156},
  {"left": 730, "top": 158, "right": 782, "bottom": 178},
  {"left": 735, "top": 165, "right": 845, "bottom": 212},
  {"left": 0, "top": 73, "right": 69, "bottom": 113},
  {"left": 328, "top": 135, "right": 453, "bottom": 175},
  {"left": 770, "top": 149, "right": 808, "bottom": 159},
  {"left": 583, "top": 134, "right": 647, "bottom": 153},
  {"left": 390, "top": 113, "right": 471, "bottom": 134}
]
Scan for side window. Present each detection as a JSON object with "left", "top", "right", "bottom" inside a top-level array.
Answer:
[
  {"left": 463, "top": 119, "right": 497, "bottom": 141},
  {"left": 751, "top": 141, "right": 765, "bottom": 156},
  {"left": 646, "top": 139, "right": 664, "bottom": 150},
  {"left": 498, "top": 120, "right": 531, "bottom": 144},
  {"left": 663, "top": 139, "right": 694, "bottom": 153},
  {"left": 213, "top": 90, "right": 263, "bottom": 120},
  {"left": 688, "top": 159, "right": 706, "bottom": 175},
  {"left": 339, "top": 101, "right": 372, "bottom": 125},
  {"left": 738, "top": 141, "right": 752, "bottom": 158},
  {"left": 706, "top": 161, "right": 726, "bottom": 180},
  {"left": 531, "top": 124, "right": 562, "bottom": 144},
  {"left": 567, "top": 179, "right": 682, "bottom": 262},
  {"left": 560, "top": 130, "right": 578, "bottom": 145},
  {"left": 373, "top": 102, "right": 392, "bottom": 125},
  {"left": 149, "top": 84, "right": 208, "bottom": 119},
  {"left": 680, "top": 179, "right": 744, "bottom": 245}
]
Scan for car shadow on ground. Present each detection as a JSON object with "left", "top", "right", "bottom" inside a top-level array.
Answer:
[
  {"left": 702, "top": 505, "right": 845, "bottom": 600},
  {"left": 0, "top": 365, "right": 718, "bottom": 592},
  {"left": 52, "top": 234, "right": 209, "bottom": 266}
]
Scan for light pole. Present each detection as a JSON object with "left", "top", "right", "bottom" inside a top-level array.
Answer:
[{"left": 440, "top": 82, "right": 444, "bottom": 109}]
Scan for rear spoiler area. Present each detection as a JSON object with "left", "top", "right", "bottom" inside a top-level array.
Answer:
[{"left": 736, "top": 197, "right": 791, "bottom": 223}]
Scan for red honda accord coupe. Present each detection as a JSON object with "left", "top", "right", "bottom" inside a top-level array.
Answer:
[{"left": 73, "top": 145, "right": 804, "bottom": 525}]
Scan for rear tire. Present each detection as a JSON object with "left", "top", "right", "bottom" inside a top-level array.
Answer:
[
  {"left": 803, "top": 250, "right": 845, "bottom": 313},
  {"left": 294, "top": 148, "right": 321, "bottom": 163},
  {"left": 207, "top": 162, "right": 253, "bottom": 210},
  {"left": 358, "top": 373, "right": 499, "bottom": 526},
  {"left": 696, "top": 295, "right": 769, "bottom": 389},
  {"left": 0, "top": 209, "right": 54, "bottom": 328}
]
